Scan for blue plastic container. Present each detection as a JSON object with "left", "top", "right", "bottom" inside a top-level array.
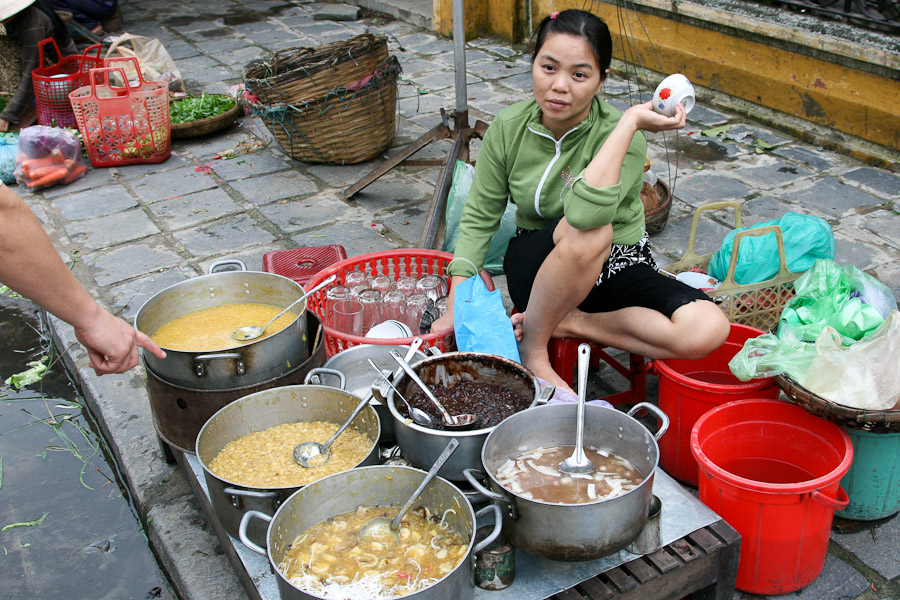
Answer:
[{"left": 840, "top": 427, "right": 900, "bottom": 521}]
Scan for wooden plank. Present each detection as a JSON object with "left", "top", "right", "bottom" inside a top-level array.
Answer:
[
  {"left": 622, "top": 556, "right": 660, "bottom": 584},
  {"left": 645, "top": 546, "right": 683, "bottom": 573},
  {"left": 614, "top": 538, "right": 727, "bottom": 600},
  {"left": 574, "top": 577, "right": 616, "bottom": 600},
  {"left": 668, "top": 537, "right": 702, "bottom": 562},
  {"left": 688, "top": 526, "right": 724, "bottom": 554},
  {"left": 693, "top": 524, "right": 742, "bottom": 600},
  {"left": 603, "top": 567, "right": 639, "bottom": 592},
  {"left": 552, "top": 587, "right": 586, "bottom": 600}
]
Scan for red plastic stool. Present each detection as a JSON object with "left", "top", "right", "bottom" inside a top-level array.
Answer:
[
  {"left": 549, "top": 337, "right": 647, "bottom": 406},
  {"left": 262, "top": 245, "right": 347, "bottom": 286}
]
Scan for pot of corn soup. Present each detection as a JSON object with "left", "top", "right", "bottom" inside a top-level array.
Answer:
[{"left": 195, "top": 385, "right": 381, "bottom": 549}]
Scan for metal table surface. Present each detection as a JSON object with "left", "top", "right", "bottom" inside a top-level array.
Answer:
[{"left": 175, "top": 449, "right": 740, "bottom": 600}]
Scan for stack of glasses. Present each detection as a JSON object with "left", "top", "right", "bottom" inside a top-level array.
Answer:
[{"left": 323, "top": 272, "right": 450, "bottom": 338}]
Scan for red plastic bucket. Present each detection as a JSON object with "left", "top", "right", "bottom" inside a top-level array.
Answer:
[
  {"left": 691, "top": 399, "right": 852, "bottom": 594},
  {"left": 650, "top": 323, "right": 779, "bottom": 486}
]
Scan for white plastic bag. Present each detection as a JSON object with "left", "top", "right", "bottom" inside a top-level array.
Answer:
[
  {"left": 802, "top": 311, "right": 900, "bottom": 410},
  {"left": 105, "top": 33, "right": 183, "bottom": 92}
]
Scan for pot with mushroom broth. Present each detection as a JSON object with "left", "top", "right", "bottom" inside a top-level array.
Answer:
[
  {"left": 464, "top": 402, "right": 669, "bottom": 562},
  {"left": 196, "top": 385, "right": 381, "bottom": 549},
  {"left": 385, "top": 352, "right": 554, "bottom": 481},
  {"left": 238, "top": 465, "right": 503, "bottom": 600}
]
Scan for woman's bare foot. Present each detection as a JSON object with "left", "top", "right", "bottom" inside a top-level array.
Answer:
[{"left": 518, "top": 340, "right": 574, "bottom": 394}]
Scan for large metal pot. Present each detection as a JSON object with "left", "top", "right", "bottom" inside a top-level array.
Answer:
[
  {"left": 238, "top": 465, "right": 503, "bottom": 600},
  {"left": 304, "top": 343, "right": 431, "bottom": 443},
  {"left": 385, "top": 352, "right": 553, "bottom": 481},
  {"left": 195, "top": 385, "right": 381, "bottom": 549},
  {"left": 135, "top": 260, "right": 312, "bottom": 389},
  {"left": 147, "top": 311, "right": 326, "bottom": 454},
  {"left": 464, "top": 402, "right": 669, "bottom": 562}
]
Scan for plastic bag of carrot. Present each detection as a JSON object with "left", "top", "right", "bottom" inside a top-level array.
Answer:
[{"left": 13, "top": 126, "right": 88, "bottom": 190}]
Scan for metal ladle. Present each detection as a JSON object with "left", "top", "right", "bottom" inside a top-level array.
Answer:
[
  {"left": 358, "top": 437, "right": 460, "bottom": 543},
  {"left": 559, "top": 343, "right": 594, "bottom": 475},
  {"left": 388, "top": 350, "right": 479, "bottom": 430},
  {"left": 231, "top": 274, "right": 337, "bottom": 341},
  {"left": 367, "top": 358, "right": 434, "bottom": 428},
  {"left": 293, "top": 389, "right": 371, "bottom": 468}
]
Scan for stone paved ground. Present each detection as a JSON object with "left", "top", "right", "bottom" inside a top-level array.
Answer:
[{"left": 15, "top": 0, "right": 900, "bottom": 597}]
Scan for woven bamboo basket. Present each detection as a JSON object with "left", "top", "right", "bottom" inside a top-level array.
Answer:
[
  {"left": 664, "top": 200, "right": 800, "bottom": 331},
  {"left": 170, "top": 95, "right": 241, "bottom": 139},
  {"left": 644, "top": 179, "right": 671, "bottom": 235},
  {"left": 252, "top": 56, "right": 400, "bottom": 165},
  {"left": 243, "top": 32, "right": 388, "bottom": 105}
]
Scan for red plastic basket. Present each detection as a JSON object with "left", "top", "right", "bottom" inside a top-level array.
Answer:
[
  {"left": 68, "top": 57, "right": 171, "bottom": 167},
  {"left": 32, "top": 38, "right": 104, "bottom": 129},
  {"left": 262, "top": 245, "right": 348, "bottom": 286},
  {"left": 305, "top": 249, "right": 495, "bottom": 357}
]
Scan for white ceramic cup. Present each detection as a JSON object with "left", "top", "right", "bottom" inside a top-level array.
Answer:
[{"left": 652, "top": 73, "right": 695, "bottom": 117}]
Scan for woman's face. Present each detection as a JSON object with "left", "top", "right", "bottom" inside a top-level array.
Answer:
[{"left": 532, "top": 33, "right": 605, "bottom": 138}]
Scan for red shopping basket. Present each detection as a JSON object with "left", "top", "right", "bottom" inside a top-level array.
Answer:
[
  {"left": 32, "top": 38, "right": 104, "bottom": 128},
  {"left": 69, "top": 57, "right": 171, "bottom": 167},
  {"left": 304, "top": 249, "right": 495, "bottom": 357}
]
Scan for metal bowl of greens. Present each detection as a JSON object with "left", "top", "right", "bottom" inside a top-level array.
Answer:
[{"left": 169, "top": 93, "right": 240, "bottom": 139}]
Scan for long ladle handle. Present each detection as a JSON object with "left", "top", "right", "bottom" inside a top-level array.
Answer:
[
  {"left": 389, "top": 349, "right": 454, "bottom": 424},
  {"left": 258, "top": 274, "right": 337, "bottom": 333},
  {"left": 574, "top": 343, "right": 590, "bottom": 465},
  {"left": 390, "top": 438, "right": 459, "bottom": 531},
  {"left": 319, "top": 389, "right": 373, "bottom": 453}
]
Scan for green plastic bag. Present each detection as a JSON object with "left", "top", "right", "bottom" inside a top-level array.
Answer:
[
  {"left": 709, "top": 212, "right": 835, "bottom": 285},
  {"left": 780, "top": 259, "right": 894, "bottom": 343},
  {"left": 729, "top": 329, "right": 817, "bottom": 382},
  {"left": 442, "top": 160, "right": 516, "bottom": 275}
]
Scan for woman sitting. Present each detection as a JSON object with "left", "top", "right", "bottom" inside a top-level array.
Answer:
[
  {"left": 431, "top": 9, "right": 730, "bottom": 394},
  {"left": 0, "top": 0, "right": 76, "bottom": 132}
]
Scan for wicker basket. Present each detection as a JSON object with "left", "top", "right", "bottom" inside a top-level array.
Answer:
[
  {"left": 644, "top": 179, "right": 671, "bottom": 235},
  {"left": 664, "top": 200, "right": 800, "bottom": 331},
  {"left": 243, "top": 32, "right": 388, "bottom": 105},
  {"left": 251, "top": 55, "right": 400, "bottom": 165},
  {"left": 170, "top": 96, "right": 240, "bottom": 139}
]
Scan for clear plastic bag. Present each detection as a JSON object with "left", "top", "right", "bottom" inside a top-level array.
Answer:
[
  {"left": 105, "top": 33, "right": 184, "bottom": 92},
  {"left": 442, "top": 160, "right": 517, "bottom": 275},
  {"left": 802, "top": 312, "right": 900, "bottom": 410},
  {"left": 0, "top": 132, "right": 17, "bottom": 185},
  {"left": 12, "top": 126, "right": 87, "bottom": 190}
]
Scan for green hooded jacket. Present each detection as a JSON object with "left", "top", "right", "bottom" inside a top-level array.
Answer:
[{"left": 447, "top": 96, "right": 647, "bottom": 278}]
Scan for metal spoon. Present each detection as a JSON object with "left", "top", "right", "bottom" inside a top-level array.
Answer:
[
  {"left": 293, "top": 388, "right": 371, "bottom": 467},
  {"left": 358, "top": 438, "right": 459, "bottom": 543},
  {"left": 367, "top": 358, "right": 434, "bottom": 428},
  {"left": 231, "top": 274, "right": 337, "bottom": 341},
  {"left": 559, "top": 343, "right": 594, "bottom": 475},
  {"left": 388, "top": 350, "right": 479, "bottom": 430}
]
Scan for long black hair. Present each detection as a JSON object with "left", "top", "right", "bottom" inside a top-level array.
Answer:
[{"left": 531, "top": 9, "right": 612, "bottom": 78}]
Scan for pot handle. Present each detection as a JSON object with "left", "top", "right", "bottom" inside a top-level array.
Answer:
[
  {"left": 463, "top": 469, "right": 512, "bottom": 505},
  {"left": 627, "top": 402, "right": 670, "bottom": 441},
  {"left": 209, "top": 259, "right": 247, "bottom": 273},
  {"left": 472, "top": 504, "right": 503, "bottom": 554},
  {"left": 223, "top": 486, "right": 279, "bottom": 510},
  {"left": 536, "top": 383, "right": 556, "bottom": 404},
  {"left": 193, "top": 353, "right": 246, "bottom": 378},
  {"left": 303, "top": 367, "right": 347, "bottom": 389},
  {"left": 238, "top": 510, "right": 272, "bottom": 556},
  {"left": 811, "top": 486, "right": 850, "bottom": 510}
]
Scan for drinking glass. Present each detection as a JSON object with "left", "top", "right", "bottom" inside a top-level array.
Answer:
[
  {"left": 349, "top": 283, "right": 371, "bottom": 298},
  {"left": 344, "top": 269, "right": 370, "bottom": 290},
  {"left": 383, "top": 289, "right": 407, "bottom": 323},
  {"left": 416, "top": 274, "right": 448, "bottom": 303},
  {"left": 324, "top": 284, "right": 352, "bottom": 329},
  {"left": 434, "top": 295, "right": 449, "bottom": 318},
  {"left": 358, "top": 289, "right": 384, "bottom": 334},
  {"left": 406, "top": 293, "right": 432, "bottom": 334},
  {"left": 330, "top": 299, "right": 364, "bottom": 336},
  {"left": 395, "top": 275, "right": 417, "bottom": 297},
  {"left": 370, "top": 275, "right": 393, "bottom": 295}
]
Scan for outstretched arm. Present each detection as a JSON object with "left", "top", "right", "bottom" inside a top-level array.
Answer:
[{"left": 0, "top": 183, "right": 165, "bottom": 375}]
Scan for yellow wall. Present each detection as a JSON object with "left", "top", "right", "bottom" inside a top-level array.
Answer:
[{"left": 434, "top": 0, "right": 899, "bottom": 152}]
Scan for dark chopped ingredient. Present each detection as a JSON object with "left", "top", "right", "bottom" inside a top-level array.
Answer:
[{"left": 402, "top": 381, "right": 529, "bottom": 429}]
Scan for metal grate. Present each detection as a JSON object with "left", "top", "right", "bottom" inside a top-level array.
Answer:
[{"left": 752, "top": 0, "right": 899, "bottom": 33}]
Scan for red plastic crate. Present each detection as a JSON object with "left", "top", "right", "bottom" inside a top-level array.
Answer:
[{"left": 262, "top": 245, "right": 347, "bottom": 286}]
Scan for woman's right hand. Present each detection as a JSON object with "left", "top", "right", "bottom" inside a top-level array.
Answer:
[
  {"left": 0, "top": 119, "right": 10, "bottom": 133},
  {"left": 430, "top": 311, "right": 454, "bottom": 334}
]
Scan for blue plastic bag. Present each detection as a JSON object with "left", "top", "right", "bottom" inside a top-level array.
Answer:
[
  {"left": 453, "top": 275, "right": 520, "bottom": 362},
  {"left": 0, "top": 132, "right": 17, "bottom": 185},
  {"left": 709, "top": 212, "right": 835, "bottom": 285}
]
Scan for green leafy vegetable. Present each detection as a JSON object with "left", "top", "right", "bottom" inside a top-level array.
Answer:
[
  {"left": 170, "top": 93, "right": 236, "bottom": 124},
  {"left": 2, "top": 513, "right": 49, "bottom": 532},
  {"left": 702, "top": 124, "right": 731, "bottom": 137},
  {"left": 5, "top": 357, "right": 49, "bottom": 390}
]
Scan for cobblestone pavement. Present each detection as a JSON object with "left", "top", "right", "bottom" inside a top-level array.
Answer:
[{"left": 16, "top": 0, "right": 900, "bottom": 598}]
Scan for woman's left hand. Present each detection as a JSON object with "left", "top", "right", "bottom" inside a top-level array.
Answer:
[{"left": 624, "top": 101, "right": 687, "bottom": 133}]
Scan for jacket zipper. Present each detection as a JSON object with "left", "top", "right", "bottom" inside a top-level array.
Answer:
[{"left": 527, "top": 125, "right": 579, "bottom": 218}]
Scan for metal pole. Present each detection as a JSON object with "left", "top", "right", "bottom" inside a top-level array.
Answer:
[{"left": 452, "top": 0, "right": 468, "bottom": 129}]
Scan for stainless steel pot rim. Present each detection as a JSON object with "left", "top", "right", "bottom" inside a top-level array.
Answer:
[{"left": 196, "top": 385, "right": 381, "bottom": 491}]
